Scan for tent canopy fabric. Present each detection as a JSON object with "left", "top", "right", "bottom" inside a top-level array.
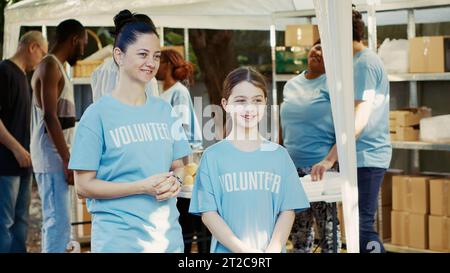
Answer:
[{"left": 3, "top": 0, "right": 450, "bottom": 58}]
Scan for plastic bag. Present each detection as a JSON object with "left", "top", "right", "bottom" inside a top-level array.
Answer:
[{"left": 378, "top": 38, "right": 409, "bottom": 73}]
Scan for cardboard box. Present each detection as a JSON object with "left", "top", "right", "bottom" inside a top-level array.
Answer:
[
  {"left": 408, "top": 213, "right": 428, "bottom": 249},
  {"left": 392, "top": 175, "right": 430, "bottom": 214},
  {"left": 389, "top": 108, "right": 432, "bottom": 127},
  {"left": 391, "top": 210, "right": 408, "bottom": 246},
  {"left": 391, "top": 211, "right": 428, "bottom": 249},
  {"left": 430, "top": 179, "right": 450, "bottom": 216},
  {"left": 409, "top": 36, "right": 450, "bottom": 73},
  {"left": 390, "top": 126, "right": 419, "bottom": 141},
  {"left": 428, "top": 215, "right": 450, "bottom": 252},
  {"left": 285, "top": 25, "right": 319, "bottom": 47}
]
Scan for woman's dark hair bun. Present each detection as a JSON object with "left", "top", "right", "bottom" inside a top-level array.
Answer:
[{"left": 114, "top": 9, "right": 134, "bottom": 33}]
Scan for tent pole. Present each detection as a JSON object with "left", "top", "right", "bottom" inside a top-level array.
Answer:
[
  {"left": 184, "top": 28, "right": 189, "bottom": 61},
  {"left": 270, "top": 24, "right": 278, "bottom": 143},
  {"left": 367, "top": 0, "right": 378, "bottom": 52},
  {"left": 159, "top": 27, "right": 164, "bottom": 47},
  {"left": 41, "top": 25, "right": 47, "bottom": 40}
]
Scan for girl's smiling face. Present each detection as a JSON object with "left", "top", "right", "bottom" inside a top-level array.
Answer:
[{"left": 223, "top": 81, "right": 267, "bottom": 130}]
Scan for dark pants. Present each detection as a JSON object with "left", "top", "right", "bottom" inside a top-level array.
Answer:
[
  {"left": 177, "top": 198, "right": 211, "bottom": 253},
  {"left": 358, "top": 167, "right": 386, "bottom": 253}
]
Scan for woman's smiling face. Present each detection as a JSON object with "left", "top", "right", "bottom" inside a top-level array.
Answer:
[{"left": 118, "top": 33, "right": 161, "bottom": 83}]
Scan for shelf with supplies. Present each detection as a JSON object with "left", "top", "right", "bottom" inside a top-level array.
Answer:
[
  {"left": 391, "top": 141, "right": 450, "bottom": 152},
  {"left": 274, "top": 73, "right": 450, "bottom": 83},
  {"left": 388, "top": 72, "right": 450, "bottom": 82}
]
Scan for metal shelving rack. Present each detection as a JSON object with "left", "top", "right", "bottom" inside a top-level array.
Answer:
[{"left": 271, "top": 0, "right": 450, "bottom": 253}]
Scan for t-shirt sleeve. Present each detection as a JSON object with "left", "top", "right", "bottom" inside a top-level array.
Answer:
[
  {"left": 189, "top": 154, "right": 218, "bottom": 215},
  {"left": 280, "top": 150, "right": 310, "bottom": 212},
  {"left": 354, "top": 61, "right": 378, "bottom": 102},
  {"left": 168, "top": 105, "right": 192, "bottom": 161},
  {"left": 68, "top": 108, "right": 103, "bottom": 171}
]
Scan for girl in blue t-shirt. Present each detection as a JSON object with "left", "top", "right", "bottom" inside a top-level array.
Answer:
[
  {"left": 189, "top": 67, "right": 310, "bottom": 253},
  {"left": 68, "top": 10, "right": 192, "bottom": 253}
]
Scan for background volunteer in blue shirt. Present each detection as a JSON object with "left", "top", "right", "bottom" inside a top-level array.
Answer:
[
  {"left": 311, "top": 9, "right": 392, "bottom": 253},
  {"left": 155, "top": 49, "right": 208, "bottom": 253},
  {"left": 280, "top": 41, "right": 341, "bottom": 253},
  {"left": 156, "top": 49, "right": 202, "bottom": 149},
  {"left": 69, "top": 10, "right": 192, "bottom": 253},
  {"left": 189, "top": 67, "right": 310, "bottom": 253}
]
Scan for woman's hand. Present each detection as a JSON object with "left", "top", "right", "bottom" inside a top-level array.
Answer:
[
  {"left": 139, "top": 172, "right": 182, "bottom": 201},
  {"left": 311, "top": 159, "right": 334, "bottom": 181},
  {"left": 154, "top": 175, "right": 182, "bottom": 202}
]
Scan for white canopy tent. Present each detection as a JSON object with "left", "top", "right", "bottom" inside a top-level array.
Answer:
[
  {"left": 3, "top": 0, "right": 450, "bottom": 253},
  {"left": 3, "top": 0, "right": 450, "bottom": 58}
]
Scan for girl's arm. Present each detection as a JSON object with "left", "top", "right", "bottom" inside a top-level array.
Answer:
[
  {"left": 265, "top": 210, "right": 296, "bottom": 253},
  {"left": 74, "top": 170, "right": 179, "bottom": 201},
  {"left": 201, "top": 211, "right": 262, "bottom": 253}
]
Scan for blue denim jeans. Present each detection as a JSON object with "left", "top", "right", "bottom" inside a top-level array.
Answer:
[
  {"left": 358, "top": 167, "right": 386, "bottom": 253},
  {"left": 35, "top": 172, "right": 71, "bottom": 253},
  {"left": 0, "top": 174, "right": 32, "bottom": 253}
]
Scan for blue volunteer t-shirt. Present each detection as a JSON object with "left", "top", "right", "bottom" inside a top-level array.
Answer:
[
  {"left": 189, "top": 139, "right": 310, "bottom": 253},
  {"left": 354, "top": 48, "right": 392, "bottom": 169},
  {"left": 68, "top": 94, "right": 192, "bottom": 253},
  {"left": 280, "top": 72, "right": 336, "bottom": 168}
]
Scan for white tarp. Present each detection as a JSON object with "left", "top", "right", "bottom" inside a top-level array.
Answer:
[
  {"left": 314, "top": 0, "right": 360, "bottom": 253},
  {"left": 4, "top": 0, "right": 450, "bottom": 58}
]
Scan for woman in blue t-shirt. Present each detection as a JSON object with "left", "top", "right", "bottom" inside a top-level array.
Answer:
[
  {"left": 68, "top": 10, "right": 192, "bottom": 253},
  {"left": 189, "top": 67, "right": 310, "bottom": 253},
  {"left": 156, "top": 49, "right": 202, "bottom": 149},
  {"left": 280, "top": 41, "right": 341, "bottom": 253}
]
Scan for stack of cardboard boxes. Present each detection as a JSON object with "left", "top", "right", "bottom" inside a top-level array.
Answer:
[
  {"left": 391, "top": 175, "right": 450, "bottom": 251},
  {"left": 389, "top": 107, "right": 431, "bottom": 141},
  {"left": 429, "top": 178, "right": 450, "bottom": 251},
  {"left": 391, "top": 175, "right": 430, "bottom": 249}
]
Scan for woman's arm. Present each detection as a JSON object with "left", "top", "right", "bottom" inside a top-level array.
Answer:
[
  {"left": 311, "top": 99, "right": 374, "bottom": 181},
  {"left": 265, "top": 210, "right": 295, "bottom": 253},
  {"left": 202, "top": 211, "right": 262, "bottom": 253},
  {"left": 74, "top": 170, "right": 178, "bottom": 201}
]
